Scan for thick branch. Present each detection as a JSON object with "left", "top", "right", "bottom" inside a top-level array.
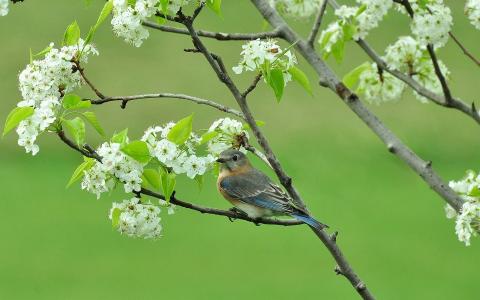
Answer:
[
  {"left": 251, "top": 0, "right": 464, "bottom": 212},
  {"left": 143, "top": 20, "right": 282, "bottom": 41},
  {"left": 307, "top": 0, "right": 328, "bottom": 47},
  {"left": 88, "top": 93, "right": 244, "bottom": 119}
]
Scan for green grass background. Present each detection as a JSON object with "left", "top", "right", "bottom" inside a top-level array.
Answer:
[{"left": 1, "top": 1, "right": 479, "bottom": 299}]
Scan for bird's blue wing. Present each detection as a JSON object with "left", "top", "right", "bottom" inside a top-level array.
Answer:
[{"left": 220, "top": 170, "right": 292, "bottom": 213}]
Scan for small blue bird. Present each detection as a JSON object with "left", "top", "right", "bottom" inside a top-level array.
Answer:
[{"left": 216, "top": 149, "right": 327, "bottom": 229}]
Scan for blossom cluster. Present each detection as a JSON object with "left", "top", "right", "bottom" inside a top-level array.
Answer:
[
  {"left": 269, "top": 0, "right": 322, "bottom": 18},
  {"left": 141, "top": 123, "right": 215, "bottom": 179},
  {"left": 353, "top": 35, "right": 450, "bottom": 104},
  {"left": 111, "top": 0, "right": 194, "bottom": 47},
  {"left": 232, "top": 39, "right": 297, "bottom": 85},
  {"left": 446, "top": 171, "right": 480, "bottom": 246},
  {"left": 318, "top": 1, "right": 392, "bottom": 57},
  {"left": 16, "top": 40, "right": 98, "bottom": 155},
  {"left": 356, "top": 63, "right": 405, "bottom": 104},
  {"left": 109, "top": 198, "right": 162, "bottom": 239},
  {"left": 0, "top": 0, "right": 8, "bottom": 16},
  {"left": 409, "top": 2, "right": 452, "bottom": 49},
  {"left": 465, "top": 0, "right": 480, "bottom": 30},
  {"left": 82, "top": 141, "right": 145, "bottom": 198},
  {"left": 206, "top": 118, "right": 248, "bottom": 155}
]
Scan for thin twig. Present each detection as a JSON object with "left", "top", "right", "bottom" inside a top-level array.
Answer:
[
  {"left": 426, "top": 44, "right": 453, "bottom": 104},
  {"left": 242, "top": 73, "right": 262, "bottom": 98},
  {"left": 88, "top": 93, "right": 245, "bottom": 119},
  {"left": 448, "top": 32, "right": 480, "bottom": 67},
  {"left": 307, "top": 0, "right": 328, "bottom": 47},
  {"left": 57, "top": 131, "right": 101, "bottom": 161},
  {"left": 72, "top": 60, "right": 106, "bottom": 99},
  {"left": 143, "top": 20, "right": 282, "bottom": 41}
]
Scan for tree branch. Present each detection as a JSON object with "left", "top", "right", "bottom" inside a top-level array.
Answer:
[
  {"left": 72, "top": 60, "right": 106, "bottom": 99},
  {"left": 241, "top": 73, "right": 262, "bottom": 98},
  {"left": 88, "top": 93, "right": 245, "bottom": 119},
  {"left": 251, "top": 0, "right": 464, "bottom": 213},
  {"left": 307, "top": 0, "right": 328, "bottom": 47},
  {"left": 143, "top": 20, "right": 282, "bottom": 41},
  {"left": 426, "top": 44, "right": 453, "bottom": 104},
  {"left": 448, "top": 32, "right": 480, "bottom": 67}
]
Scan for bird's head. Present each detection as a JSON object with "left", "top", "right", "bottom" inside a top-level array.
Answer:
[{"left": 216, "top": 149, "right": 250, "bottom": 171}]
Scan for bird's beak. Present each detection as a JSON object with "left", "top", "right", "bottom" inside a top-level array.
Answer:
[{"left": 216, "top": 157, "right": 226, "bottom": 163}]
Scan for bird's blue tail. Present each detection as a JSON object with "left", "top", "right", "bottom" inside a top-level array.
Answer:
[{"left": 292, "top": 213, "right": 329, "bottom": 230}]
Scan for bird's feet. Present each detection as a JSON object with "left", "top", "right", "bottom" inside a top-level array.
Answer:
[{"left": 228, "top": 207, "right": 248, "bottom": 222}]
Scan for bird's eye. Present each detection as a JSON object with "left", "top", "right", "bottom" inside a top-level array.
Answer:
[{"left": 232, "top": 154, "right": 238, "bottom": 161}]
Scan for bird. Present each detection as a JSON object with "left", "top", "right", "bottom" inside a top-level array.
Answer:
[{"left": 216, "top": 148, "right": 328, "bottom": 229}]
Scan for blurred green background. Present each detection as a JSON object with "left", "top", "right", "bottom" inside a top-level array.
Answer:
[{"left": 1, "top": 1, "right": 479, "bottom": 299}]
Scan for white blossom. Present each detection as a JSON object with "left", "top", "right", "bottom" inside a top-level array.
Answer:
[
  {"left": 15, "top": 40, "right": 98, "bottom": 155},
  {"left": 384, "top": 36, "right": 422, "bottom": 72},
  {"left": 269, "top": 0, "right": 323, "bottom": 18},
  {"left": 412, "top": 58, "right": 450, "bottom": 103},
  {"left": 82, "top": 142, "right": 145, "bottom": 198},
  {"left": 109, "top": 198, "right": 162, "bottom": 239},
  {"left": 233, "top": 39, "right": 297, "bottom": 86},
  {"left": 410, "top": 3, "right": 452, "bottom": 49},
  {"left": 465, "top": 0, "right": 480, "bottom": 30},
  {"left": 355, "top": 0, "right": 392, "bottom": 40},
  {"left": 357, "top": 63, "right": 406, "bottom": 104},
  {"left": 318, "top": 22, "right": 343, "bottom": 53},
  {"left": 0, "top": 0, "right": 8, "bottom": 16},
  {"left": 207, "top": 118, "right": 249, "bottom": 156},
  {"left": 447, "top": 170, "right": 480, "bottom": 246}
]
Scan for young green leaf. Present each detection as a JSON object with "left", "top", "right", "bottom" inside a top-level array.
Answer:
[
  {"left": 159, "top": 0, "right": 169, "bottom": 14},
  {"left": 342, "top": 23, "right": 357, "bottom": 42},
  {"left": 267, "top": 68, "right": 285, "bottom": 102},
  {"left": 63, "top": 117, "right": 86, "bottom": 146},
  {"left": 3, "top": 107, "right": 34, "bottom": 137},
  {"left": 319, "top": 30, "right": 334, "bottom": 51},
  {"left": 343, "top": 62, "right": 370, "bottom": 89},
  {"left": 160, "top": 171, "right": 176, "bottom": 202},
  {"left": 206, "top": 0, "right": 222, "bottom": 16},
  {"left": 84, "top": 0, "right": 113, "bottom": 46},
  {"left": 355, "top": 3, "right": 367, "bottom": 16},
  {"left": 111, "top": 128, "right": 128, "bottom": 144},
  {"left": 111, "top": 208, "right": 122, "bottom": 228},
  {"left": 63, "top": 20, "right": 81, "bottom": 46},
  {"left": 82, "top": 111, "right": 105, "bottom": 136},
  {"left": 33, "top": 44, "right": 54, "bottom": 59},
  {"left": 66, "top": 157, "right": 95, "bottom": 188},
  {"left": 242, "top": 120, "right": 266, "bottom": 130},
  {"left": 199, "top": 131, "right": 219, "bottom": 145},
  {"left": 167, "top": 114, "right": 193, "bottom": 145},
  {"left": 288, "top": 66, "right": 312, "bottom": 95},
  {"left": 331, "top": 38, "right": 345, "bottom": 64},
  {"left": 143, "top": 169, "right": 161, "bottom": 190},
  {"left": 62, "top": 94, "right": 91, "bottom": 110},
  {"left": 121, "top": 140, "right": 151, "bottom": 163}
]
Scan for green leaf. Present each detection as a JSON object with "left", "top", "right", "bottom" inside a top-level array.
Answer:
[
  {"left": 81, "top": 111, "right": 105, "bottom": 136},
  {"left": 121, "top": 140, "right": 151, "bottom": 163},
  {"left": 206, "top": 0, "right": 222, "bottom": 16},
  {"left": 288, "top": 66, "right": 312, "bottom": 95},
  {"left": 199, "top": 131, "right": 219, "bottom": 145},
  {"left": 342, "top": 23, "right": 356, "bottom": 41},
  {"left": 331, "top": 38, "right": 345, "bottom": 64},
  {"left": 159, "top": 169, "right": 176, "bottom": 202},
  {"left": 319, "top": 30, "right": 334, "bottom": 50},
  {"left": 111, "top": 128, "right": 128, "bottom": 144},
  {"left": 62, "top": 94, "right": 91, "bottom": 110},
  {"left": 66, "top": 157, "right": 95, "bottom": 188},
  {"left": 267, "top": 68, "right": 285, "bottom": 102},
  {"left": 355, "top": 3, "right": 367, "bottom": 16},
  {"left": 159, "top": 0, "right": 169, "bottom": 14},
  {"left": 3, "top": 106, "right": 34, "bottom": 137},
  {"left": 343, "top": 62, "right": 370, "bottom": 89},
  {"left": 32, "top": 44, "right": 54, "bottom": 59},
  {"left": 195, "top": 174, "right": 204, "bottom": 190},
  {"left": 111, "top": 208, "right": 122, "bottom": 228},
  {"left": 242, "top": 120, "right": 266, "bottom": 130},
  {"left": 63, "top": 20, "right": 81, "bottom": 46},
  {"left": 143, "top": 169, "right": 161, "bottom": 190},
  {"left": 85, "top": 0, "right": 113, "bottom": 46},
  {"left": 63, "top": 117, "right": 86, "bottom": 146},
  {"left": 167, "top": 114, "right": 193, "bottom": 145}
]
